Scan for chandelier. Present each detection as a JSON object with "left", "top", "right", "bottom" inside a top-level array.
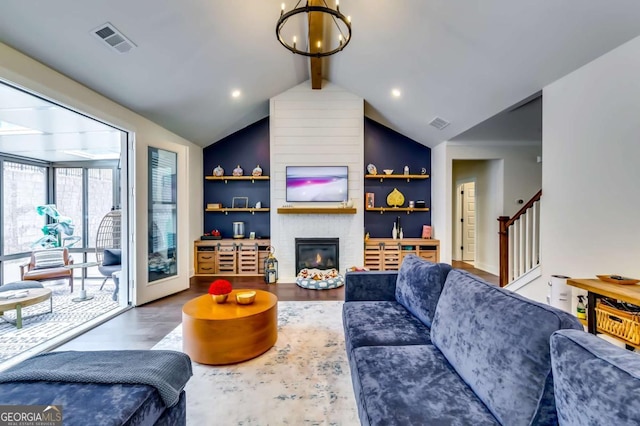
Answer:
[{"left": 276, "top": 1, "right": 352, "bottom": 57}]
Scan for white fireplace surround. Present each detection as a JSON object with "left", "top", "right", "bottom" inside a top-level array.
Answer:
[{"left": 269, "top": 81, "right": 364, "bottom": 282}]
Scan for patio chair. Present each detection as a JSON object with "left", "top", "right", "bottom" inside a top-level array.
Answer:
[
  {"left": 20, "top": 247, "right": 74, "bottom": 292},
  {"left": 95, "top": 210, "right": 122, "bottom": 290}
]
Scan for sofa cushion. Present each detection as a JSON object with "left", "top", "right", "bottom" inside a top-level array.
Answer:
[
  {"left": 349, "top": 345, "right": 499, "bottom": 426},
  {"left": 33, "top": 248, "right": 65, "bottom": 269},
  {"left": 103, "top": 248, "right": 122, "bottom": 266},
  {"left": 394, "top": 255, "right": 451, "bottom": 327},
  {"left": 0, "top": 281, "right": 44, "bottom": 292},
  {"left": 345, "top": 271, "right": 398, "bottom": 302},
  {"left": 430, "top": 269, "right": 583, "bottom": 426},
  {"left": 551, "top": 329, "right": 640, "bottom": 426},
  {"left": 343, "top": 301, "right": 431, "bottom": 354}
]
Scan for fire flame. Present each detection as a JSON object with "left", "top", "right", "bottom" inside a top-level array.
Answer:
[{"left": 316, "top": 253, "right": 322, "bottom": 264}]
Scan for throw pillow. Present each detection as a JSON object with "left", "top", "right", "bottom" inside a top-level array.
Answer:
[
  {"left": 33, "top": 248, "right": 65, "bottom": 270},
  {"left": 394, "top": 254, "right": 451, "bottom": 328},
  {"left": 102, "top": 248, "right": 122, "bottom": 266}
]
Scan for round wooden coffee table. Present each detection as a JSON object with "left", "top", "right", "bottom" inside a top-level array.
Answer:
[
  {"left": 182, "top": 289, "right": 278, "bottom": 365},
  {"left": 0, "top": 288, "right": 52, "bottom": 329}
]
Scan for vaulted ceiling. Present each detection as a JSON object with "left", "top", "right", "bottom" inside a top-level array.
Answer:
[{"left": 1, "top": 1, "right": 640, "bottom": 150}]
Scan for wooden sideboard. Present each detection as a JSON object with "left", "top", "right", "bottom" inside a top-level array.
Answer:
[
  {"left": 194, "top": 239, "right": 271, "bottom": 276},
  {"left": 364, "top": 238, "right": 440, "bottom": 271}
]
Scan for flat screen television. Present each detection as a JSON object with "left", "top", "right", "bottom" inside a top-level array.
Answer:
[{"left": 286, "top": 166, "right": 349, "bottom": 202}]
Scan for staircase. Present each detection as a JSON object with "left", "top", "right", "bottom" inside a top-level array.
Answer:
[{"left": 498, "top": 190, "right": 542, "bottom": 287}]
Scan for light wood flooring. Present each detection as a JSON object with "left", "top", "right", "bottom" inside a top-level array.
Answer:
[{"left": 56, "top": 262, "right": 497, "bottom": 351}]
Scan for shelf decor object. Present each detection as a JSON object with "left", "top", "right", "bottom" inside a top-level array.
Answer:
[
  {"left": 386, "top": 188, "right": 405, "bottom": 207},
  {"left": 276, "top": 1, "right": 352, "bottom": 58},
  {"left": 597, "top": 275, "right": 640, "bottom": 285},
  {"left": 232, "top": 197, "right": 249, "bottom": 209}
]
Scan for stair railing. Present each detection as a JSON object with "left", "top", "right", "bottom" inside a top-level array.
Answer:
[{"left": 498, "top": 190, "right": 542, "bottom": 287}]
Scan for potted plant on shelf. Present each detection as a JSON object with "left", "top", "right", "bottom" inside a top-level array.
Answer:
[{"left": 209, "top": 279, "right": 233, "bottom": 304}]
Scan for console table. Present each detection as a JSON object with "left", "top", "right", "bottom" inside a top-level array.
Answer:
[{"left": 567, "top": 278, "right": 640, "bottom": 349}]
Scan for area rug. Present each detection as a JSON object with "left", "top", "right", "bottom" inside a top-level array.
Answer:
[
  {"left": 152, "top": 301, "right": 359, "bottom": 425},
  {"left": 0, "top": 279, "right": 120, "bottom": 363}
]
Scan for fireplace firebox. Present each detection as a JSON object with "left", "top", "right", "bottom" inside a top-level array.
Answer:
[{"left": 295, "top": 238, "right": 339, "bottom": 275}]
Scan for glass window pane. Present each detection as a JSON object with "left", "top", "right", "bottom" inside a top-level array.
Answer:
[
  {"left": 88, "top": 168, "right": 114, "bottom": 248},
  {"left": 148, "top": 147, "right": 177, "bottom": 282},
  {"left": 55, "top": 168, "right": 84, "bottom": 248},
  {"left": 3, "top": 162, "right": 47, "bottom": 254},
  {"left": 2, "top": 257, "right": 31, "bottom": 282}
]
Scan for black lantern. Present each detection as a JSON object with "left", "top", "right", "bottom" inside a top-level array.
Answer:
[{"left": 264, "top": 246, "right": 278, "bottom": 284}]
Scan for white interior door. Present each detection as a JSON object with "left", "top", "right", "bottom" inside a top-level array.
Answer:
[{"left": 462, "top": 182, "right": 476, "bottom": 262}]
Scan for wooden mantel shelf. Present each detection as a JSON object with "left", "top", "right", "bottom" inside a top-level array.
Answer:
[{"left": 277, "top": 207, "right": 357, "bottom": 214}]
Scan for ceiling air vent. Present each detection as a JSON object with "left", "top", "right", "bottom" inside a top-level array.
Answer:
[
  {"left": 91, "top": 23, "right": 136, "bottom": 54},
  {"left": 429, "top": 116, "right": 450, "bottom": 130}
]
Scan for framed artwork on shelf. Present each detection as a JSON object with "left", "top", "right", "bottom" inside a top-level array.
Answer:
[
  {"left": 366, "top": 193, "right": 375, "bottom": 208},
  {"left": 232, "top": 197, "right": 249, "bottom": 208}
]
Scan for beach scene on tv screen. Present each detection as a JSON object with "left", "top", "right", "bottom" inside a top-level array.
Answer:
[{"left": 286, "top": 166, "right": 348, "bottom": 202}]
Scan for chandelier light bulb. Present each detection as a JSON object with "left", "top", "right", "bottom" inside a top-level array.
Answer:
[
  {"left": 339, "top": 34, "right": 343, "bottom": 46},
  {"left": 336, "top": 0, "right": 340, "bottom": 11},
  {"left": 293, "top": 35, "right": 297, "bottom": 49},
  {"left": 347, "top": 15, "right": 351, "bottom": 23}
]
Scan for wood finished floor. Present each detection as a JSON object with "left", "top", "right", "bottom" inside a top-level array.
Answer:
[{"left": 56, "top": 261, "right": 497, "bottom": 352}]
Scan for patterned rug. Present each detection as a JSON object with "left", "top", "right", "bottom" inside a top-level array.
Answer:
[
  {"left": 152, "top": 301, "right": 359, "bottom": 425},
  {"left": 0, "top": 279, "right": 120, "bottom": 364}
]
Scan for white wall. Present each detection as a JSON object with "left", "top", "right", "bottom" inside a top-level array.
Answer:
[
  {"left": 0, "top": 42, "right": 203, "bottom": 305},
  {"left": 270, "top": 81, "right": 364, "bottom": 282},
  {"left": 527, "top": 34, "right": 640, "bottom": 305}
]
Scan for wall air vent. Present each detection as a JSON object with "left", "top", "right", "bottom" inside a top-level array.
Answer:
[
  {"left": 91, "top": 23, "right": 136, "bottom": 54},
  {"left": 429, "top": 116, "right": 450, "bottom": 130}
]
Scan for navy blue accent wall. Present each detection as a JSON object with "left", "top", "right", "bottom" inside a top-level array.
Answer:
[
  {"left": 364, "top": 117, "right": 432, "bottom": 238},
  {"left": 202, "top": 117, "right": 270, "bottom": 239}
]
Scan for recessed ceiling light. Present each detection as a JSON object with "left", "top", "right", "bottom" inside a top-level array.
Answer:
[
  {"left": 231, "top": 90, "right": 241, "bottom": 98},
  {"left": 391, "top": 89, "right": 401, "bottom": 98}
]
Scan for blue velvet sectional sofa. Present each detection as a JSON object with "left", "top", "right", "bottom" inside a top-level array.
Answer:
[{"left": 343, "top": 255, "right": 584, "bottom": 425}]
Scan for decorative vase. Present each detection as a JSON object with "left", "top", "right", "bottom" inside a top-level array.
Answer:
[
  {"left": 252, "top": 165, "right": 262, "bottom": 177},
  {"left": 392, "top": 222, "right": 398, "bottom": 240},
  {"left": 213, "top": 165, "right": 224, "bottom": 177},
  {"left": 212, "top": 293, "right": 229, "bottom": 304},
  {"left": 233, "top": 165, "right": 243, "bottom": 176}
]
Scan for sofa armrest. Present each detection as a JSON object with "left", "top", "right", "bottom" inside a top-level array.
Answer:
[{"left": 344, "top": 271, "right": 398, "bottom": 302}]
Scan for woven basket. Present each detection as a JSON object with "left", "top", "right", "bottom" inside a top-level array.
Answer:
[{"left": 596, "top": 301, "right": 640, "bottom": 345}]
